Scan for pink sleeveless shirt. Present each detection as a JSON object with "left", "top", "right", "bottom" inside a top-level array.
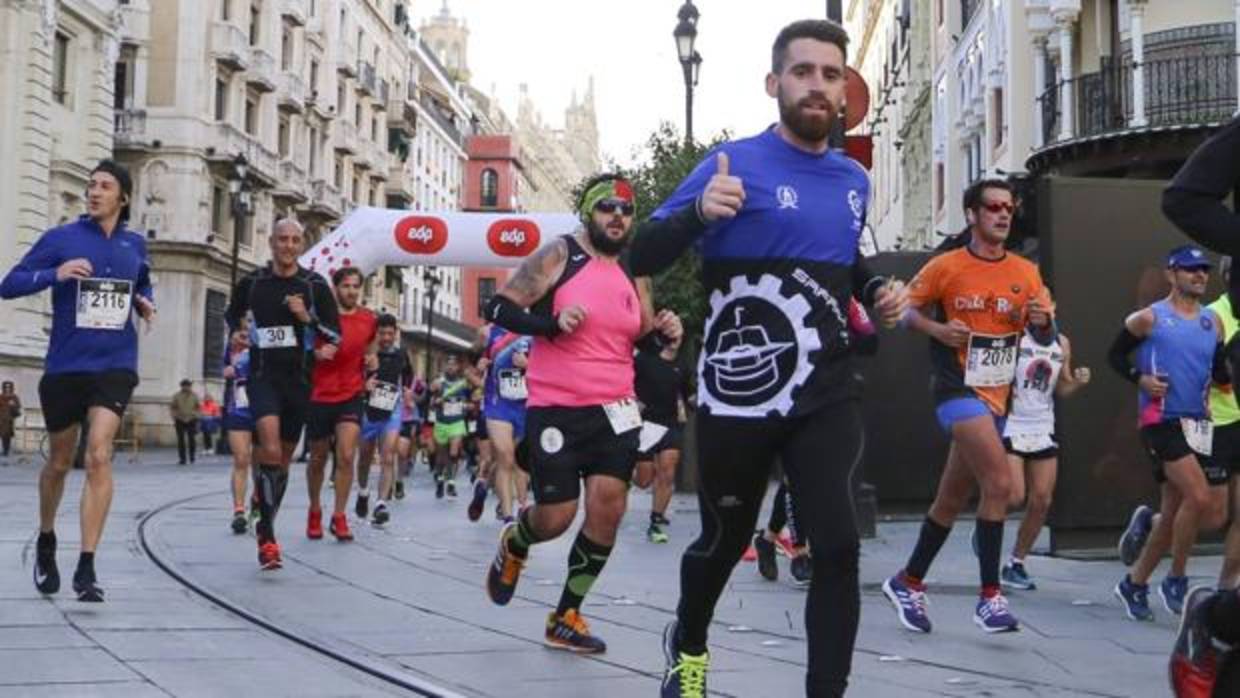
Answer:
[{"left": 526, "top": 256, "right": 643, "bottom": 407}]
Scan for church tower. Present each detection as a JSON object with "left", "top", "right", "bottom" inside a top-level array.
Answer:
[
  {"left": 563, "top": 76, "right": 600, "bottom": 172},
  {"left": 420, "top": 1, "right": 471, "bottom": 83}
]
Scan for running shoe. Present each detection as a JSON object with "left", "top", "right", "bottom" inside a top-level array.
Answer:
[
  {"left": 329, "top": 512, "right": 354, "bottom": 541},
  {"left": 435, "top": 478, "right": 445, "bottom": 500},
  {"left": 231, "top": 509, "right": 248, "bottom": 535},
  {"left": 33, "top": 533, "right": 59, "bottom": 595},
  {"left": 354, "top": 493, "right": 370, "bottom": 519},
  {"left": 774, "top": 531, "right": 797, "bottom": 558},
  {"left": 1001, "top": 562, "right": 1037, "bottom": 591},
  {"left": 973, "top": 592, "right": 1020, "bottom": 633},
  {"left": 258, "top": 541, "right": 282, "bottom": 570},
  {"left": 1169, "top": 586, "right": 1220, "bottom": 698},
  {"left": 544, "top": 609, "right": 607, "bottom": 653},
  {"left": 485, "top": 522, "right": 526, "bottom": 606},
  {"left": 306, "top": 509, "right": 324, "bottom": 540},
  {"left": 446, "top": 481, "right": 457, "bottom": 498},
  {"left": 660, "top": 620, "right": 709, "bottom": 698},
  {"left": 467, "top": 481, "right": 487, "bottom": 522},
  {"left": 1115, "top": 575, "right": 1155, "bottom": 621},
  {"left": 394, "top": 479, "right": 405, "bottom": 500},
  {"left": 753, "top": 534, "right": 778, "bottom": 581},
  {"left": 882, "top": 573, "right": 932, "bottom": 633},
  {"left": 72, "top": 567, "right": 104, "bottom": 603},
  {"left": 652, "top": 512, "right": 671, "bottom": 527},
  {"left": 647, "top": 523, "right": 669, "bottom": 544},
  {"left": 1119, "top": 504, "right": 1155, "bottom": 566},
  {"left": 372, "top": 502, "right": 390, "bottom": 527},
  {"left": 1161, "top": 575, "right": 1189, "bottom": 616},
  {"left": 790, "top": 554, "right": 812, "bottom": 587}
]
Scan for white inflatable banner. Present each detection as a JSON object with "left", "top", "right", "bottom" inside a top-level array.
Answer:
[{"left": 299, "top": 207, "right": 581, "bottom": 279}]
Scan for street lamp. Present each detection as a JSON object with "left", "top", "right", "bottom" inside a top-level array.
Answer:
[
  {"left": 673, "top": 0, "right": 700, "bottom": 144},
  {"left": 422, "top": 266, "right": 441, "bottom": 378},
  {"left": 226, "top": 153, "right": 252, "bottom": 290}
]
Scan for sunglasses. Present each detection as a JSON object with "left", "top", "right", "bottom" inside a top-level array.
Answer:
[
  {"left": 594, "top": 198, "right": 635, "bottom": 216},
  {"left": 981, "top": 201, "right": 1015, "bottom": 214}
]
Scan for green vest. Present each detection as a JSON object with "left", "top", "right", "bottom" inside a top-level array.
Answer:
[{"left": 1208, "top": 294, "right": 1240, "bottom": 426}]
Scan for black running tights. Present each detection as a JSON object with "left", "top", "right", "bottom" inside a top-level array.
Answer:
[
  {"left": 766, "top": 480, "right": 806, "bottom": 547},
  {"left": 677, "top": 401, "right": 863, "bottom": 698}
]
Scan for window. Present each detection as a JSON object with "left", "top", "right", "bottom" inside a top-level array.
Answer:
[
  {"left": 203, "top": 290, "right": 229, "bottom": 378},
  {"left": 477, "top": 277, "right": 496, "bottom": 317},
  {"left": 480, "top": 168, "right": 498, "bottom": 208},
  {"left": 281, "top": 24, "right": 293, "bottom": 70},
  {"left": 934, "top": 163, "right": 944, "bottom": 212},
  {"left": 236, "top": 205, "right": 252, "bottom": 247},
  {"left": 337, "top": 81, "right": 346, "bottom": 113},
  {"left": 334, "top": 155, "right": 343, "bottom": 188},
  {"left": 212, "top": 184, "right": 229, "bottom": 240},
  {"left": 992, "top": 87, "right": 1005, "bottom": 149},
  {"left": 352, "top": 168, "right": 361, "bottom": 201},
  {"left": 309, "top": 59, "right": 319, "bottom": 95},
  {"left": 278, "top": 115, "right": 290, "bottom": 157},
  {"left": 934, "top": 0, "right": 943, "bottom": 26},
  {"left": 372, "top": 115, "right": 379, "bottom": 140},
  {"left": 249, "top": 0, "right": 262, "bottom": 46},
  {"left": 52, "top": 31, "right": 70, "bottom": 105},
  {"left": 214, "top": 77, "right": 229, "bottom": 121},
  {"left": 221, "top": 0, "right": 231, "bottom": 21},
  {"left": 244, "top": 92, "right": 259, "bottom": 135},
  {"left": 354, "top": 102, "right": 361, "bottom": 126},
  {"left": 308, "top": 125, "right": 319, "bottom": 174}
]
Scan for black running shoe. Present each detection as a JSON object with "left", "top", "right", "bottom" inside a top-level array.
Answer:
[
  {"left": 435, "top": 478, "right": 445, "bottom": 500},
  {"left": 72, "top": 567, "right": 104, "bottom": 603},
  {"left": 33, "top": 534, "right": 59, "bottom": 595},
  {"left": 231, "top": 510, "right": 248, "bottom": 535},
  {"left": 394, "top": 480, "right": 405, "bottom": 500},
  {"left": 372, "top": 502, "right": 390, "bottom": 527},
  {"left": 790, "top": 554, "right": 812, "bottom": 587},
  {"left": 753, "top": 534, "right": 778, "bottom": 581},
  {"left": 354, "top": 493, "right": 369, "bottom": 519},
  {"left": 446, "top": 481, "right": 457, "bottom": 498}
]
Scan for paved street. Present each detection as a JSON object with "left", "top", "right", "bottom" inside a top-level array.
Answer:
[{"left": 0, "top": 449, "right": 1215, "bottom": 697}]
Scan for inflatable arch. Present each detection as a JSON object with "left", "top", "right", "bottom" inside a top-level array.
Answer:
[{"left": 299, "top": 207, "right": 582, "bottom": 278}]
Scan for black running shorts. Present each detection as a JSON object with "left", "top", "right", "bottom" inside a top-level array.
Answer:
[
  {"left": 1212, "top": 421, "right": 1240, "bottom": 477},
  {"left": 526, "top": 405, "right": 638, "bottom": 505},
  {"left": 305, "top": 395, "right": 364, "bottom": 441},
  {"left": 39, "top": 370, "right": 138, "bottom": 433},
  {"left": 638, "top": 423, "right": 684, "bottom": 460},
  {"left": 1002, "top": 435, "right": 1059, "bottom": 461},
  {"left": 247, "top": 373, "right": 310, "bottom": 443},
  {"left": 1141, "top": 420, "right": 1229, "bottom": 486}
]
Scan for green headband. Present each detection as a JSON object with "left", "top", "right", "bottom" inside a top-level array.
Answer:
[{"left": 579, "top": 178, "right": 635, "bottom": 220}]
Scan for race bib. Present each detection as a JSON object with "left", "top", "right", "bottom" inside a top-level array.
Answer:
[
  {"left": 369, "top": 382, "right": 399, "bottom": 411},
  {"left": 75, "top": 278, "right": 132, "bottom": 330},
  {"left": 603, "top": 398, "right": 642, "bottom": 435},
  {"left": 234, "top": 384, "right": 249, "bottom": 410},
  {"left": 1182, "top": 418, "right": 1213, "bottom": 457},
  {"left": 442, "top": 400, "right": 464, "bottom": 418},
  {"left": 639, "top": 421, "right": 669, "bottom": 452},
  {"left": 256, "top": 325, "right": 297, "bottom": 349},
  {"left": 964, "top": 333, "right": 1019, "bottom": 388},
  {"left": 1009, "top": 432, "right": 1055, "bottom": 454},
  {"left": 497, "top": 369, "right": 527, "bottom": 401}
]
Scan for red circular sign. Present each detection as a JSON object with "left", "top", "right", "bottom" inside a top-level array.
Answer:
[
  {"left": 393, "top": 216, "right": 449, "bottom": 255},
  {"left": 486, "top": 218, "right": 542, "bottom": 258}
]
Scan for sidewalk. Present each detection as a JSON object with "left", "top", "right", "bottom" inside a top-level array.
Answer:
[{"left": 0, "top": 450, "right": 1213, "bottom": 697}]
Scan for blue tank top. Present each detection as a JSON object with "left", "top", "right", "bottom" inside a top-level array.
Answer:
[
  {"left": 483, "top": 325, "right": 531, "bottom": 409},
  {"left": 1136, "top": 299, "right": 1217, "bottom": 424}
]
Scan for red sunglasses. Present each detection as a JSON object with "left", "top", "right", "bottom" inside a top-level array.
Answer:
[{"left": 981, "top": 201, "right": 1015, "bottom": 214}]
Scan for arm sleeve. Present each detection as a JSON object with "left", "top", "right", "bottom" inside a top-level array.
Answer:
[
  {"left": 0, "top": 231, "right": 63, "bottom": 299},
  {"left": 225, "top": 275, "right": 252, "bottom": 332},
  {"left": 851, "top": 255, "right": 888, "bottom": 306},
  {"left": 1162, "top": 115, "right": 1240, "bottom": 256},
  {"left": 1213, "top": 342, "right": 1231, "bottom": 385},
  {"left": 1107, "top": 326, "right": 1144, "bottom": 384},
  {"left": 627, "top": 148, "right": 721, "bottom": 277},
  {"left": 485, "top": 293, "right": 560, "bottom": 338},
  {"left": 310, "top": 279, "right": 341, "bottom": 344},
  {"left": 135, "top": 238, "right": 154, "bottom": 304}
]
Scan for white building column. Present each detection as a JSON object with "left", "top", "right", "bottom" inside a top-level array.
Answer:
[
  {"left": 1054, "top": 11, "right": 1078, "bottom": 141},
  {"left": 1130, "top": 0, "right": 1148, "bottom": 127},
  {"left": 1032, "top": 37, "right": 1049, "bottom": 147}
]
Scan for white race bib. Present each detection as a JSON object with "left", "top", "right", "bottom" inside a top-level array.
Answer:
[
  {"left": 639, "top": 421, "right": 669, "bottom": 452},
  {"left": 256, "top": 325, "right": 297, "bottom": 349},
  {"left": 1182, "top": 418, "right": 1213, "bottom": 456},
  {"left": 442, "top": 400, "right": 464, "bottom": 418},
  {"left": 964, "top": 333, "right": 1020, "bottom": 388},
  {"left": 1008, "top": 432, "right": 1055, "bottom": 454},
  {"left": 75, "top": 278, "right": 132, "bottom": 330},
  {"left": 369, "top": 382, "right": 399, "bottom": 411},
  {"left": 603, "top": 398, "right": 642, "bottom": 435},
  {"left": 234, "top": 384, "right": 249, "bottom": 410},
  {"left": 497, "top": 369, "right": 527, "bottom": 401}
]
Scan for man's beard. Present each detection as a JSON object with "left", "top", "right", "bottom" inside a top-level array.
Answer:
[
  {"left": 587, "top": 218, "right": 629, "bottom": 256},
  {"left": 778, "top": 87, "right": 836, "bottom": 143}
]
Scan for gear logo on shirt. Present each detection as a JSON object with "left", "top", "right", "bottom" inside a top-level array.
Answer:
[
  {"left": 698, "top": 274, "right": 820, "bottom": 417},
  {"left": 847, "top": 190, "right": 865, "bottom": 232}
]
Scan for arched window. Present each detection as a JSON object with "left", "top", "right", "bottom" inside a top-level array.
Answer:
[{"left": 480, "top": 168, "right": 499, "bottom": 208}]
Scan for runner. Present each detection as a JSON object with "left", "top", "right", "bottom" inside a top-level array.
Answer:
[
  {"left": 633, "top": 326, "right": 691, "bottom": 543},
  {"left": 1205, "top": 257, "right": 1240, "bottom": 594},
  {"left": 357, "top": 313, "right": 413, "bottom": 526},
  {"left": 627, "top": 21, "right": 908, "bottom": 695},
  {"left": 1109, "top": 246, "right": 1230, "bottom": 621},
  {"left": 483, "top": 171, "right": 682, "bottom": 654},
  {"left": 1, "top": 159, "right": 155, "bottom": 602},
  {"left": 1170, "top": 586, "right": 1240, "bottom": 697},
  {"left": 881, "top": 178, "right": 1051, "bottom": 637},
  {"left": 997, "top": 328, "right": 1090, "bottom": 590},
  {"left": 394, "top": 358, "right": 426, "bottom": 500},
  {"left": 223, "top": 327, "right": 257, "bottom": 534},
  {"left": 304, "top": 267, "right": 374, "bottom": 541},
  {"left": 475, "top": 323, "right": 532, "bottom": 523},
  {"left": 430, "top": 355, "right": 470, "bottom": 499},
  {"left": 752, "top": 481, "right": 811, "bottom": 584},
  {"left": 466, "top": 345, "right": 492, "bottom": 491},
  {"left": 226, "top": 219, "right": 340, "bottom": 570}
]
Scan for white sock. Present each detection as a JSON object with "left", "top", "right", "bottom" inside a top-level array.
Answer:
[
  {"left": 1010, "top": 556, "right": 1024, "bottom": 567},
  {"left": 376, "top": 499, "right": 386, "bottom": 508},
  {"left": 359, "top": 488, "right": 370, "bottom": 497}
]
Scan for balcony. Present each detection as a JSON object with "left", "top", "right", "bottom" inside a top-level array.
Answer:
[
  {"left": 246, "top": 48, "right": 278, "bottom": 93},
  {"left": 354, "top": 138, "right": 375, "bottom": 170},
  {"left": 333, "top": 121, "right": 358, "bottom": 154},
  {"left": 273, "top": 159, "right": 309, "bottom": 204},
  {"left": 119, "top": 2, "right": 150, "bottom": 43},
  {"left": 306, "top": 15, "right": 326, "bottom": 46},
  {"left": 419, "top": 93, "right": 464, "bottom": 147},
  {"left": 386, "top": 163, "right": 415, "bottom": 206},
  {"left": 113, "top": 109, "right": 148, "bottom": 149},
  {"left": 358, "top": 61, "right": 376, "bottom": 97},
  {"left": 366, "top": 140, "right": 389, "bottom": 177},
  {"left": 374, "top": 79, "right": 390, "bottom": 110},
  {"left": 280, "top": 0, "right": 307, "bottom": 27},
  {"left": 212, "top": 122, "right": 280, "bottom": 186},
  {"left": 387, "top": 98, "right": 416, "bottom": 135},
  {"left": 211, "top": 21, "right": 249, "bottom": 71},
  {"left": 336, "top": 43, "right": 358, "bottom": 77},
  {"left": 307, "top": 179, "right": 343, "bottom": 220},
  {"left": 277, "top": 70, "right": 306, "bottom": 113}
]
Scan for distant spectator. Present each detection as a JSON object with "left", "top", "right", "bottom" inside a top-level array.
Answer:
[
  {"left": 0, "top": 381, "right": 21, "bottom": 457},
  {"left": 200, "top": 394, "right": 221, "bottom": 452},
  {"left": 169, "top": 379, "right": 200, "bottom": 465}
]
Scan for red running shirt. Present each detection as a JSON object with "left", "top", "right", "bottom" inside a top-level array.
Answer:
[{"left": 311, "top": 309, "right": 376, "bottom": 403}]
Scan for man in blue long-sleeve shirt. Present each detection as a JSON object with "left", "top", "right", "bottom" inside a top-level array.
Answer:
[{"left": 0, "top": 160, "right": 155, "bottom": 603}]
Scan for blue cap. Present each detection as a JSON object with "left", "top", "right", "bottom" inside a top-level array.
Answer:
[{"left": 1166, "top": 245, "right": 1213, "bottom": 270}]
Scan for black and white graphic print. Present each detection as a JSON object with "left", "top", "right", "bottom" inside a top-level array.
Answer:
[{"left": 698, "top": 275, "right": 820, "bottom": 417}]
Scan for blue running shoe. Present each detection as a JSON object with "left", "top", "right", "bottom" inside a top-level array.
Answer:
[
  {"left": 660, "top": 620, "right": 709, "bottom": 698},
  {"left": 1001, "top": 562, "right": 1037, "bottom": 591},
  {"left": 973, "top": 593, "right": 1019, "bottom": 633},
  {"left": 882, "top": 574, "right": 931, "bottom": 633},
  {"left": 1118, "top": 505, "right": 1154, "bottom": 566},
  {"left": 1160, "top": 575, "right": 1189, "bottom": 616},
  {"left": 1115, "top": 575, "right": 1155, "bottom": 621}
]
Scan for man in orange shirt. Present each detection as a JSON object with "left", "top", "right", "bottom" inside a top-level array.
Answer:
[{"left": 882, "top": 178, "right": 1054, "bottom": 635}]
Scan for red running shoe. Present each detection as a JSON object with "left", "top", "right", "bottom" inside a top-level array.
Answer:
[
  {"left": 258, "top": 541, "right": 282, "bottom": 570},
  {"left": 306, "top": 509, "right": 324, "bottom": 539},
  {"left": 329, "top": 512, "right": 354, "bottom": 542}
]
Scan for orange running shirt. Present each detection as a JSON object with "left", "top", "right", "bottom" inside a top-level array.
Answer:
[{"left": 908, "top": 247, "right": 1052, "bottom": 415}]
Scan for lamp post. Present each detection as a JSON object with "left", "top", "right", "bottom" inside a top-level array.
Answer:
[
  {"left": 422, "top": 266, "right": 441, "bottom": 378},
  {"left": 226, "top": 153, "right": 251, "bottom": 291},
  {"left": 673, "top": 1, "right": 701, "bottom": 144}
]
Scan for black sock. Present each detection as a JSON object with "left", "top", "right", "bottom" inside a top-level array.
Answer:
[
  {"left": 975, "top": 518, "right": 1004, "bottom": 591},
  {"left": 37, "top": 530, "right": 56, "bottom": 551},
  {"left": 507, "top": 507, "right": 544, "bottom": 557},
  {"left": 255, "top": 464, "right": 289, "bottom": 543},
  {"left": 904, "top": 516, "right": 952, "bottom": 582},
  {"left": 555, "top": 531, "right": 613, "bottom": 617},
  {"left": 76, "top": 551, "right": 95, "bottom": 577}
]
